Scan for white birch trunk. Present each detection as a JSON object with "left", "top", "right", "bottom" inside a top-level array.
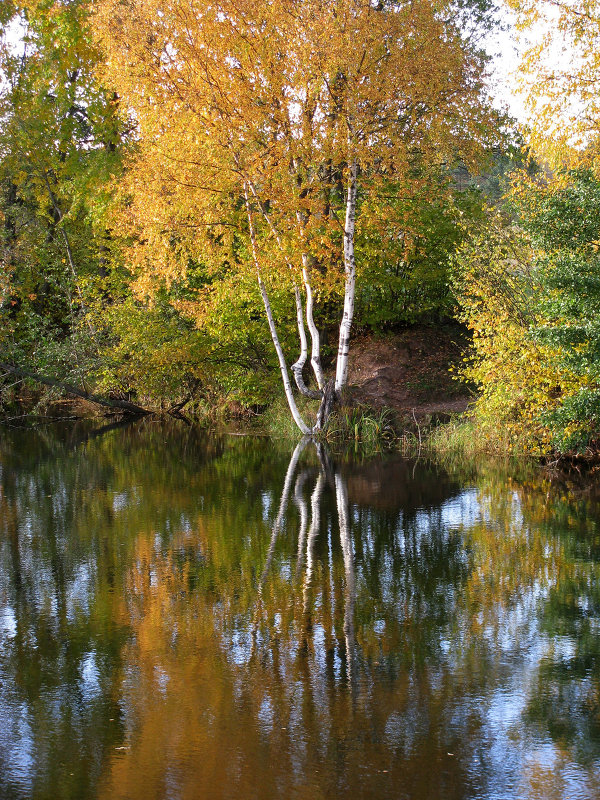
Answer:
[
  {"left": 245, "top": 178, "right": 321, "bottom": 402},
  {"left": 335, "top": 159, "right": 358, "bottom": 394},
  {"left": 291, "top": 286, "right": 321, "bottom": 399},
  {"left": 294, "top": 204, "right": 325, "bottom": 393},
  {"left": 301, "top": 255, "right": 325, "bottom": 391},
  {"left": 244, "top": 185, "right": 311, "bottom": 435}
]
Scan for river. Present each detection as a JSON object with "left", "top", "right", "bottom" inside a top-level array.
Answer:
[{"left": 0, "top": 420, "right": 599, "bottom": 799}]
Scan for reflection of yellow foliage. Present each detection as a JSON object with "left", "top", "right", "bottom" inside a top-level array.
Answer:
[
  {"left": 98, "top": 514, "right": 478, "bottom": 798},
  {"left": 100, "top": 533, "right": 254, "bottom": 800},
  {"left": 521, "top": 753, "right": 600, "bottom": 800}
]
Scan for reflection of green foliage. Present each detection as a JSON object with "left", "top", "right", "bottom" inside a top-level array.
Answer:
[
  {"left": 524, "top": 477, "right": 600, "bottom": 764},
  {"left": 458, "top": 468, "right": 600, "bottom": 769},
  {"left": 3, "top": 426, "right": 600, "bottom": 796},
  {"left": 526, "top": 545, "right": 600, "bottom": 762}
]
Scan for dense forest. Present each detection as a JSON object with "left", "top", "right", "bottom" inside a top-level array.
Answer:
[{"left": 1, "top": 0, "right": 600, "bottom": 455}]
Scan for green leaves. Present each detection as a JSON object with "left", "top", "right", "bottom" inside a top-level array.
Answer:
[
  {"left": 0, "top": 0, "right": 131, "bottom": 397},
  {"left": 454, "top": 169, "right": 600, "bottom": 455}
]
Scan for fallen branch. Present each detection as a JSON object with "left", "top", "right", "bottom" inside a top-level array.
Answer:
[{"left": 0, "top": 361, "right": 150, "bottom": 416}]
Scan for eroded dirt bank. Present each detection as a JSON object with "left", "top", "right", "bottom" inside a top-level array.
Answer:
[{"left": 346, "top": 324, "right": 472, "bottom": 420}]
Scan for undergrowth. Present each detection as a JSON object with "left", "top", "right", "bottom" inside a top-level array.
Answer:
[
  {"left": 261, "top": 395, "right": 399, "bottom": 451},
  {"left": 325, "top": 405, "right": 397, "bottom": 451},
  {"left": 260, "top": 393, "right": 541, "bottom": 468},
  {"left": 260, "top": 395, "right": 321, "bottom": 439},
  {"left": 426, "top": 415, "right": 536, "bottom": 476}
]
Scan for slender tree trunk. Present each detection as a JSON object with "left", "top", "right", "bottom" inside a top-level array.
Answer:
[
  {"left": 0, "top": 361, "right": 149, "bottom": 415},
  {"left": 291, "top": 170, "right": 324, "bottom": 393},
  {"left": 300, "top": 255, "right": 325, "bottom": 391},
  {"left": 42, "top": 172, "right": 85, "bottom": 309},
  {"left": 244, "top": 177, "right": 322, "bottom": 403},
  {"left": 315, "top": 378, "right": 336, "bottom": 432},
  {"left": 291, "top": 286, "right": 321, "bottom": 399},
  {"left": 244, "top": 185, "right": 312, "bottom": 435},
  {"left": 41, "top": 169, "right": 97, "bottom": 392},
  {"left": 293, "top": 196, "right": 324, "bottom": 392},
  {"left": 335, "top": 159, "right": 358, "bottom": 395}
]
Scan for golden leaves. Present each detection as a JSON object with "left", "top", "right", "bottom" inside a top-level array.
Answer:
[
  {"left": 91, "top": 0, "right": 498, "bottom": 335},
  {"left": 510, "top": 0, "right": 600, "bottom": 169}
]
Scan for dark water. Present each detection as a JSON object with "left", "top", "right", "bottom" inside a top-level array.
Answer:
[{"left": 1, "top": 421, "right": 600, "bottom": 800}]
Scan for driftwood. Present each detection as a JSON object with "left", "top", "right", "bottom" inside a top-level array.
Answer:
[{"left": 0, "top": 361, "right": 150, "bottom": 416}]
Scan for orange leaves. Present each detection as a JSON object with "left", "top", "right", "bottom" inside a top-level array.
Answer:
[{"left": 93, "top": 0, "right": 496, "bottom": 280}]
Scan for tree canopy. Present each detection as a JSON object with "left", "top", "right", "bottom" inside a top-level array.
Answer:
[
  {"left": 510, "top": 0, "right": 600, "bottom": 166},
  {"left": 92, "top": 0, "right": 501, "bottom": 431}
]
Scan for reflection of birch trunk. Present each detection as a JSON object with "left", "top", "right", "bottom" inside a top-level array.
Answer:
[
  {"left": 302, "top": 473, "right": 326, "bottom": 618},
  {"left": 335, "top": 469, "right": 357, "bottom": 694},
  {"left": 258, "top": 436, "right": 309, "bottom": 592},
  {"left": 250, "top": 440, "right": 356, "bottom": 700},
  {"left": 294, "top": 470, "right": 310, "bottom": 580},
  {"left": 249, "top": 437, "right": 309, "bottom": 663}
]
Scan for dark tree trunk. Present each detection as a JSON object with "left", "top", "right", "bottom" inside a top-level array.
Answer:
[{"left": 0, "top": 362, "right": 149, "bottom": 416}]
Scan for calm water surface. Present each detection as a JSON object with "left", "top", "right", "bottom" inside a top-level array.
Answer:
[{"left": 1, "top": 421, "right": 600, "bottom": 799}]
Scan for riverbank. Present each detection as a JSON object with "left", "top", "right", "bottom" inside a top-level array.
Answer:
[
  {"left": 9, "top": 322, "right": 588, "bottom": 468},
  {"left": 262, "top": 323, "right": 475, "bottom": 452},
  {"left": 0, "top": 323, "right": 523, "bottom": 462},
  {"left": 1, "top": 324, "right": 472, "bottom": 426},
  {"left": 345, "top": 323, "right": 471, "bottom": 422}
]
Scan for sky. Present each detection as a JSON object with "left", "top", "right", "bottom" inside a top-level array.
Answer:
[{"left": 483, "top": 13, "right": 529, "bottom": 124}]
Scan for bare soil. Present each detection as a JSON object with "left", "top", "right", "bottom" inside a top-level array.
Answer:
[{"left": 345, "top": 324, "right": 473, "bottom": 420}]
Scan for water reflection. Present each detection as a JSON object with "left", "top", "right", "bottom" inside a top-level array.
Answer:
[{"left": 1, "top": 423, "right": 600, "bottom": 799}]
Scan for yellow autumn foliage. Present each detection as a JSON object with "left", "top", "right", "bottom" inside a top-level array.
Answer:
[
  {"left": 508, "top": 0, "right": 600, "bottom": 170},
  {"left": 90, "top": 0, "right": 499, "bottom": 324},
  {"left": 454, "top": 214, "right": 585, "bottom": 454}
]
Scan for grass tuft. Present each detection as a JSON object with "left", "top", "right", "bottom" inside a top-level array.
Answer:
[{"left": 325, "top": 405, "right": 397, "bottom": 452}]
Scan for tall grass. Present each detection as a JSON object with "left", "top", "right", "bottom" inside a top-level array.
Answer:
[
  {"left": 260, "top": 395, "right": 320, "bottom": 439},
  {"left": 426, "top": 416, "right": 535, "bottom": 476},
  {"left": 260, "top": 395, "right": 398, "bottom": 452},
  {"left": 260, "top": 394, "right": 536, "bottom": 471},
  {"left": 325, "top": 405, "right": 397, "bottom": 453}
]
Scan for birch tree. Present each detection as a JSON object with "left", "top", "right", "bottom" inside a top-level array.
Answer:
[{"left": 93, "top": 0, "right": 499, "bottom": 433}]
